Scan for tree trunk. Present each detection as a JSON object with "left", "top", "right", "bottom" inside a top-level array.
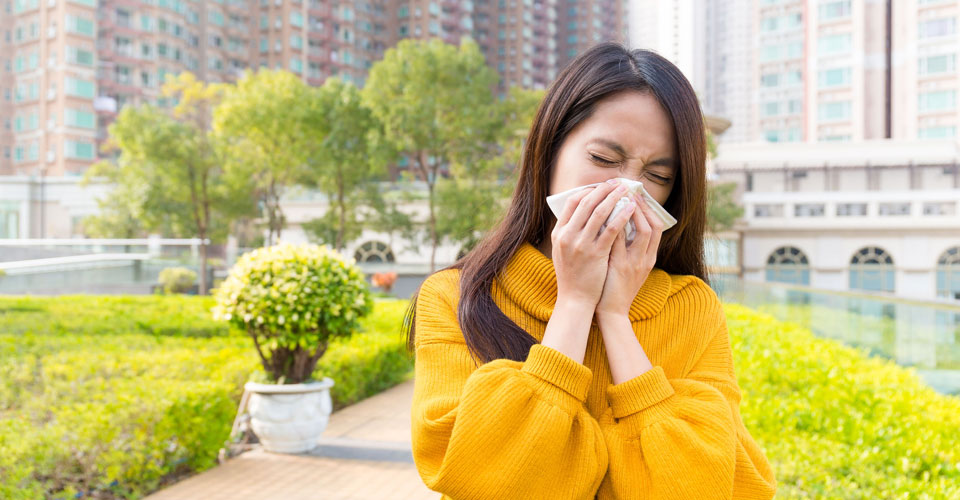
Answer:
[
  {"left": 417, "top": 151, "right": 438, "bottom": 273},
  {"left": 336, "top": 168, "right": 345, "bottom": 252},
  {"left": 199, "top": 237, "right": 209, "bottom": 295}
]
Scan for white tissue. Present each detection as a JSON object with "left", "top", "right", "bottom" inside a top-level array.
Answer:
[{"left": 545, "top": 177, "right": 678, "bottom": 243}]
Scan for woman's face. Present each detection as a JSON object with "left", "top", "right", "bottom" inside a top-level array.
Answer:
[{"left": 549, "top": 90, "right": 677, "bottom": 208}]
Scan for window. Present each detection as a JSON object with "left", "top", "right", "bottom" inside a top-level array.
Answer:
[
  {"left": 66, "top": 108, "right": 95, "bottom": 128},
  {"left": 878, "top": 202, "right": 910, "bottom": 216},
  {"left": 819, "top": 1, "right": 851, "bottom": 21},
  {"left": 818, "top": 33, "right": 851, "bottom": 56},
  {"left": 919, "top": 18, "right": 956, "bottom": 39},
  {"left": 65, "top": 140, "right": 95, "bottom": 159},
  {"left": 141, "top": 14, "right": 152, "bottom": 31},
  {"left": 918, "top": 90, "right": 956, "bottom": 112},
  {"left": 66, "top": 78, "right": 95, "bottom": 98},
  {"left": 794, "top": 203, "right": 825, "bottom": 217},
  {"left": 208, "top": 11, "right": 224, "bottom": 26},
  {"left": 290, "top": 57, "right": 302, "bottom": 73},
  {"left": 290, "top": 34, "right": 302, "bottom": 49},
  {"left": 919, "top": 126, "right": 957, "bottom": 139},
  {"left": 818, "top": 67, "right": 851, "bottom": 87},
  {"left": 67, "top": 46, "right": 94, "bottom": 66},
  {"left": 837, "top": 203, "right": 867, "bottom": 216},
  {"left": 919, "top": 54, "right": 956, "bottom": 75},
  {"left": 818, "top": 100, "right": 851, "bottom": 121}
]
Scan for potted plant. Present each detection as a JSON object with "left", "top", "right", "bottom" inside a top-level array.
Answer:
[{"left": 212, "top": 241, "right": 374, "bottom": 453}]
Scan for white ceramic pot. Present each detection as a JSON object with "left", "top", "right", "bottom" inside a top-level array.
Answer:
[{"left": 244, "top": 377, "right": 335, "bottom": 453}]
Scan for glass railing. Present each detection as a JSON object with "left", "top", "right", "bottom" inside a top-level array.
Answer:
[{"left": 712, "top": 274, "right": 960, "bottom": 396}]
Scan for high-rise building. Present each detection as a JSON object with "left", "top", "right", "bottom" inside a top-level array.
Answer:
[
  {"left": 688, "top": 0, "right": 960, "bottom": 144},
  {"left": 0, "top": 0, "right": 627, "bottom": 177}
]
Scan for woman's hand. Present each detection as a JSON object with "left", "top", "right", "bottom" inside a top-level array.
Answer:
[
  {"left": 595, "top": 190, "right": 665, "bottom": 320},
  {"left": 551, "top": 178, "right": 636, "bottom": 308}
]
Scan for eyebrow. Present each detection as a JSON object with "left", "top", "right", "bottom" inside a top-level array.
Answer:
[{"left": 587, "top": 138, "right": 676, "bottom": 169}]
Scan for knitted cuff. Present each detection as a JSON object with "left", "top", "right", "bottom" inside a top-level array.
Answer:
[
  {"left": 606, "top": 365, "right": 675, "bottom": 419},
  {"left": 520, "top": 344, "right": 592, "bottom": 402}
]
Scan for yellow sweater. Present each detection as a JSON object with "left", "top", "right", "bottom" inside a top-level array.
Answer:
[{"left": 410, "top": 241, "right": 777, "bottom": 500}]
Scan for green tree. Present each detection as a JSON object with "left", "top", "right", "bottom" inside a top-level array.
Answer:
[
  {"left": 362, "top": 38, "right": 503, "bottom": 272},
  {"left": 707, "top": 182, "right": 743, "bottom": 234},
  {"left": 83, "top": 73, "right": 255, "bottom": 294},
  {"left": 213, "top": 69, "right": 313, "bottom": 246},
  {"left": 300, "top": 77, "right": 393, "bottom": 252}
]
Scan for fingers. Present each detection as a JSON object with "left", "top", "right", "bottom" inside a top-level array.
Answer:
[
  {"left": 556, "top": 186, "right": 593, "bottom": 228},
  {"left": 564, "top": 180, "right": 620, "bottom": 233},
  {"left": 584, "top": 183, "right": 631, "bottom": 239},
  {"left": 630, "top": 193, "right": 664, "bottom": 256},
  {"left": 597, "top": 196, "right": 636, "bottom": 248}
]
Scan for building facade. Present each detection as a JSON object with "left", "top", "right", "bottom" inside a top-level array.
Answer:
[
  {"left": 685, "top": 0, "right": 960, "bottom": 145},
  {"left": 712, "top": 138, "right": 960, "bottom": 301},
  {"left": 1, "top": 0, "right": 628, "bottom": 178}
]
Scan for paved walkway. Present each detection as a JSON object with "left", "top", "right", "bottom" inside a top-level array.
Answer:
[{"left": 146, "top": 380, "right": 437, "bottom": 500}]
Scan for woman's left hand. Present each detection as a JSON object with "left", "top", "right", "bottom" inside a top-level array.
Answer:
[{"left": 595, "top": 191, "right": 665, "bottom": 319}]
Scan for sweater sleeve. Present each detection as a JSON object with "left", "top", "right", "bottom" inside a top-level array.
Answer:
[
  {"left": 598, "top": 303, "right": 778, "bottom": 500},
  {"left": 410, "top": 275, "right": 608, "bottom": 500}
]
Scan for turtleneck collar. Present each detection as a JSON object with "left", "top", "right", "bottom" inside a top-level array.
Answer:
[{"left": 495, "top": 241, "right": 673, "bottom": 323}]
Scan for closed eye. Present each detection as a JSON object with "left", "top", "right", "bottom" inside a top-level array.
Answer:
[
  {"left": 589, "top": 153, "right": 618, "bottom": 165},
  {"left": 647, "top": 173, "right": 671, "bottom": 183}
]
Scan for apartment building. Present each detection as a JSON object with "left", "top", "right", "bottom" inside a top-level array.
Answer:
[
  {"left": 683, "top": 0, "right": 960, "bottom": 145},
  {"left": 0, "top": 0, "right": 627, "bottom": 178}
]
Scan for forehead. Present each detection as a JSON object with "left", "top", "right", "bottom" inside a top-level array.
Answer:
[{"left": 576, "top": 91, "right": 676, "bottom": 160}]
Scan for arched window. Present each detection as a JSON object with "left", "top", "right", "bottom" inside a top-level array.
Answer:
[
  {"left": 765, "top": 246, "right": 810, "bottom": 285},
  {"left": 353, "top": 241, "right": 395, "bottom": 263},
  {"left": 849, "top": 246, "right": 895, "bottom": 292},
  {"left": 936, "top": 246, "right": 960, "bottom": 300}
]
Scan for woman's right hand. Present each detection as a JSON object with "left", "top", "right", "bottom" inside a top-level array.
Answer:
[{"left": 551, "top": 178, "right": 636, "bottom": 309}]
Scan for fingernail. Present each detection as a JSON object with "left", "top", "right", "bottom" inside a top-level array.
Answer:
[
  {"left": 606, "top": 178, "right": 619, "bottom": 185},
  {"left": 615, "top": 185, "right": 627, "bottom": 193}
]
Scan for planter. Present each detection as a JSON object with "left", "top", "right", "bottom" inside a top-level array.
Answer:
[{"left": 244, "top": 377, "right": 335, "bottom": 453}]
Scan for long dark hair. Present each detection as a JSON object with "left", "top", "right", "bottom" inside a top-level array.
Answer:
[{"left": 402, "top": 42, "right": 709, "bottom": 364}]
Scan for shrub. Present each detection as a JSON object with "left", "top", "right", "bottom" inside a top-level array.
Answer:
[
  {"left": 158, "top": 267, "right": 197, "bottom": 295},
  {"left": 0, "top": 296, "right": 413, "bottom": 499},
  {"left": 212, "top": 242, "right": 374, "bottom": 384},
  {"left": 727, "top": 303, "right": 960, "bottom": 499}
]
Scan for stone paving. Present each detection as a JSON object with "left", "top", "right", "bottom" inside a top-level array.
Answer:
[{"left": 145, "top": 379, "right": 437, "bottom": 500}]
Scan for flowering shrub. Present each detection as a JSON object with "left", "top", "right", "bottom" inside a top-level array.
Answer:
[
  {"left": 158, "top": 267, "right": 197, "bottom": 294},
  {"left": 212, "top": 242, "right": 374, "bottom": 384},
  {"left": 371, "top": 271, "right": 398, "bottom": 293}
]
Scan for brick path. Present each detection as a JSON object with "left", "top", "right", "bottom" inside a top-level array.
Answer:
[{"left": 145, "top": 380, "right": 437, "bottom": 500}]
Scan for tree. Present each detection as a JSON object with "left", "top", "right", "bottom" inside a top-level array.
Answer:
[
  {"left": 213, "top": 69, "right": 314, "bottom": 246},
  {"left": 300, "top": 77, "right": 393, "bottom": 252},
  {"left": 362, "top": 38, "right": 503, "bottom": 272},
  {"left": 706, "top": 181, "right": 744, "bottom": 234},
  {"left": 83, "top": 72, "right": 255, "bottom": 294}
]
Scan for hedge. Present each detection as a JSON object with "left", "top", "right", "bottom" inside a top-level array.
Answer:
[
  {"left": 728, "top": 303, "right": 960, "bottom": 499},
  {"left": 0, "top": 295, "right": 413, "bottom": 499}
]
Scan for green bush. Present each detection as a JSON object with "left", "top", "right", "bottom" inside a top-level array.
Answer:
[
  {"left": 727, "top": 303, "right": 960, "bottom": 499},
  {"left": 212, "top": 242, "right": 374, "bottom": 384},
  {"left": 0, "top": 295, "right": 412, "bottom": 499},
  {"left": 158, "top": 267, "right": 197, "bottom": 294}
]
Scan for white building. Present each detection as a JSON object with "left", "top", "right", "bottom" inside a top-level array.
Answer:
[
  {"left": 660, "top": 0, "right": 960, "bottom": 145},
  {"left": 713, "top": 138, "right": 960, "bottom": 301}
]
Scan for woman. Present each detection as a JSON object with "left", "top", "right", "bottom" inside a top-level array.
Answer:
[{"left": 402, "top": 42, "right": 777, "bottom": 500}]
